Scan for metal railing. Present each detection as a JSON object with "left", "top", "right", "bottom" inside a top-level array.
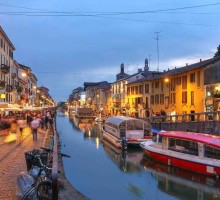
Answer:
[
  {"left": 147, "top": 111, "right": 220, "bottom": 123},
  {"left": 146, "top": 111, "right": 220, "bottom": 135}
]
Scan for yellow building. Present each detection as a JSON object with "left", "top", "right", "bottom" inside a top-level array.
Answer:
[
  {"left": 149, "top": 57, "right": 220, "bottom": 118},
  {"left": 125, "top": 57, "right": 220, "bottom": 119}
]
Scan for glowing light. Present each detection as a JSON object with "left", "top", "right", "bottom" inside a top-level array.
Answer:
[
  {"left": 21, "top": 72, "right": 27, "bottom": 77},
  {"left": 96, "top": 137, "right": 99, "bottom": 149},
  {"left": 0, "top": 94, "right": 6, "bottom": 99},
  {"left": 215, "top": 86, "right": 220, "bottom": 91},
  {"left": 164, "top": 78, "right": 169, "bottom": 83}
]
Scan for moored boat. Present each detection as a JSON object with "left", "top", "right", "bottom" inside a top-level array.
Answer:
[
  {"left": 141, "top": 131, "right": 220, "bottom": 177},
  {"left": 102, "top": 116, "right": 152, "bottom": 149},
  {"left": 75, "top": 107, "right": 95, "bottom": 119}
]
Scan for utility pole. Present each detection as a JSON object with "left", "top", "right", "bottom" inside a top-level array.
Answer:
[{"left": 154, "top": 32, "right": 160, "bottom": 72}]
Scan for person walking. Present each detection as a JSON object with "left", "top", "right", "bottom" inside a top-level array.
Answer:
[{"left": 30, "top": 117, "right": 40, "bottom": 141}]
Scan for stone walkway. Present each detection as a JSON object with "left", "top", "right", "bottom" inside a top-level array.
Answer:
[
  {"left": 0, "top": 125, "right": 89, "bottom": 200},
  {"left": 0, "top": 127, "right": 48, "bottom": 200}
]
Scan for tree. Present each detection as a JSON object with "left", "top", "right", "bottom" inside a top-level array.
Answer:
[{"left": 214, "top": 44, "right": 220, "bottom": 57}]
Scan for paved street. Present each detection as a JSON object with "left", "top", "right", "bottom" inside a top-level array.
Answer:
[{"left": 0, "top": 127, "right": 48, "bottom": 200}]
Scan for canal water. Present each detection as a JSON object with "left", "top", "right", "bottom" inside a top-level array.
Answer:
[{"left": 56, "top": 112, "right": 220, "bottom": 200}]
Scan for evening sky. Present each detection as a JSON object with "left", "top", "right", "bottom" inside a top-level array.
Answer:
[{"left": 1, "top": 0, "right": 220, "bottom": 102}]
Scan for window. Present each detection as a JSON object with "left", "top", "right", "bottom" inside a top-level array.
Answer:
[
  {"left": 151, "top": 82, "right": 154, "bottom": 92},
  {"left": 150, "top": 95, "right": 154, "bottom": 105},
  {"left": 145, "top": 84, "right": 149, "bottom": 94},
  {"left": 197, "top": 71, "right": 201, "bottom": 87},
  {"left": 190, "top": 73, "right": 195, "bottom": 83},
  {"left": 170, "top": 78, "right": 176, "bottom": 91},
  {"left": 191, "top": 91, "right": 194, "bottom": 105},
  {"left": 131, "top": 87, "right": 134, "bottom": 95},
  {"left": 160, "top": 94, "right": 164, "bottom": 104},
  {"left": 182, "top": 75, "right": 187, "bottom": 90},
  {"left": 137, "top": 97, "right": 143, "bottom": 104},
  {"left": 161, "top": 81, "right": 164, "bottom": 92},
  {"left": 135, "top": 86, "right": 138, "bottom": 94},
  {"left": 155, "top": 94, "right": 159, "bottom": 104},
  {"left": 127, "top": 87, "right": 130, "bottom": 95},
  {"left": 139, "top": 85, "right": 143, "bottom": 94},
  {"left": 176, "top": 77, "right": 181, "bottom": 85},
  {"left": 171, "top": 93, "right": 176, "bottom": 104},
  {"left": 182, "top": 91, "right": 187, "bottom": 104},
  {"left": 146, "top": 97, "right": 149, "bottom": 108},
  {"left": 205, "top": 145, "right": 220, "bottom": 159},
  {"left": 155, "top": 81, "right": 159, "bottom": 88}
]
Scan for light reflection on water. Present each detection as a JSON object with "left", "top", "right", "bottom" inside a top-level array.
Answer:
[{"left": 57, "top": 112, "right": 220, "bottom": 200}]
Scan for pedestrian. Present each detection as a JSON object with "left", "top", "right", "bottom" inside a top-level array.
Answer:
[
  {"left": 17, "top": 116, "right": 26, "bottom": 135},
  {"left": 30, "top": 117, "right": 40, "bottom": 141}
]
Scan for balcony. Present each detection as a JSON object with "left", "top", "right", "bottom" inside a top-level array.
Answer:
[
  {"left": 17, "top": 86, "right": 23, "bottom": 94},
  {"left": 6, "top": 85, "right": 13, "bottom": 92},
  {"left": 11, "top": 73, "right": 17, "bottom": 79},
  {"left": 0, "top": 81, "right": 5, "bottom": 89},
  {"left": 1, "top": 64, "right": 10, "bottom": 74}
]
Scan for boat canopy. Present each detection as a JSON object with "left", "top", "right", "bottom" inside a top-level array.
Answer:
[
  {"left": 106, "top": 116, "right": 144, "bottom": 126},
  {"left": 159, "top": 131, "right": 220, "bottom": 149}
]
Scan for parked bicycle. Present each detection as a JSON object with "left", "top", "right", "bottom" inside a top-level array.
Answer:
[
  {"left": 17, "top": 151, "right": 52, "bottom": 200},
  {"left": 17, "top": 148, "right": 70, "bottom": 200}
]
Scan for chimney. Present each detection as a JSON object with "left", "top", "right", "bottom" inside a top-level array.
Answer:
[
  {"left": 200, "top": 59, "right": 202, "bottom": 62},
  {"left": 138, "top": 68, "right": 142, "bottom": 73},
  {"left": 186, "top": 63, "right": 188, "bottom": 66}
]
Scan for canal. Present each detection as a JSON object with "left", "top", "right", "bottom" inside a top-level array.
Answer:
[{"left": 56, "top": 112, "right": 220, "bottom": 200}]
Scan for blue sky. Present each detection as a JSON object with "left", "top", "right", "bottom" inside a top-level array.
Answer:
[{"left": 1, "top": 0, "right": 220, "bottom": 102}]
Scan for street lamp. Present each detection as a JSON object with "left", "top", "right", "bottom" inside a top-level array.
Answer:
[{"left": 164, "top": 78, "right": 169, "bottom": 83}]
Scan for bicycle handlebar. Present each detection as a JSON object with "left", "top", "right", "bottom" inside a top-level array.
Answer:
[
  {"left": 41, "top": 147, "right": 52, "bottom": 153},
  {"left": 41, "top": 147, "right": 70, "bottom": 158},
  {"left": 26, "top": 152, "right": 52, "bottom": 170}
]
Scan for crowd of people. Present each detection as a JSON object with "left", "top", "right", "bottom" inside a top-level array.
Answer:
[{"left": 0, "top": 108, "right": 56, "bottom": 142}]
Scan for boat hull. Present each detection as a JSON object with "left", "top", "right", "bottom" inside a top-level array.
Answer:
[
  {"left": 103, "top": 131, "right": 150, "bottom": 149},
  {"left": 142, "top": 146, "right": 220, "bottom": 177},
  {"left": 103, "top": 131, "right": 122, "bottom": 149}
]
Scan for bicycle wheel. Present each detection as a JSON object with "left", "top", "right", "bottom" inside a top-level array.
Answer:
[{"left": 36, "top": 180, "right": 52, "bottom": 200}]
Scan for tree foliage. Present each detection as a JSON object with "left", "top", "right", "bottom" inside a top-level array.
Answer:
[{"left": 214, "top": 44, "right": 220, "bottom": 58}]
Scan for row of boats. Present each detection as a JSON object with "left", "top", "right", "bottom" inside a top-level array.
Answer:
[{"left": 102, "top": 116, "right": 220, "bottom": 178}]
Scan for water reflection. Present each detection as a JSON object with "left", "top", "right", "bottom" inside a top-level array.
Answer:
[
  {"left": 60, "top": 114, "right": 220, "bottom": 200},
  {"left": 103, "top": 139, "right": 143, "bottom": 173},
  {"left": 142, "top": 158, "right": 220, "bottom": 200}
]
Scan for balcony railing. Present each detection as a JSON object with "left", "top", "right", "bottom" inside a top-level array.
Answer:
[
  {"left": 0, "top": 81, "right": 5, "bottom": 89},
  {"left": 6, "top": 85, "right": 13, "bottom": 92},
  {"left": 11, "top": 73, "right": 16, "bottom": 79},
  {"left": 1, "top": 64, "right": 10, "bottom": 74},
  {"left": 17, "top": 86, "right": 23, "bottom": 94}
]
